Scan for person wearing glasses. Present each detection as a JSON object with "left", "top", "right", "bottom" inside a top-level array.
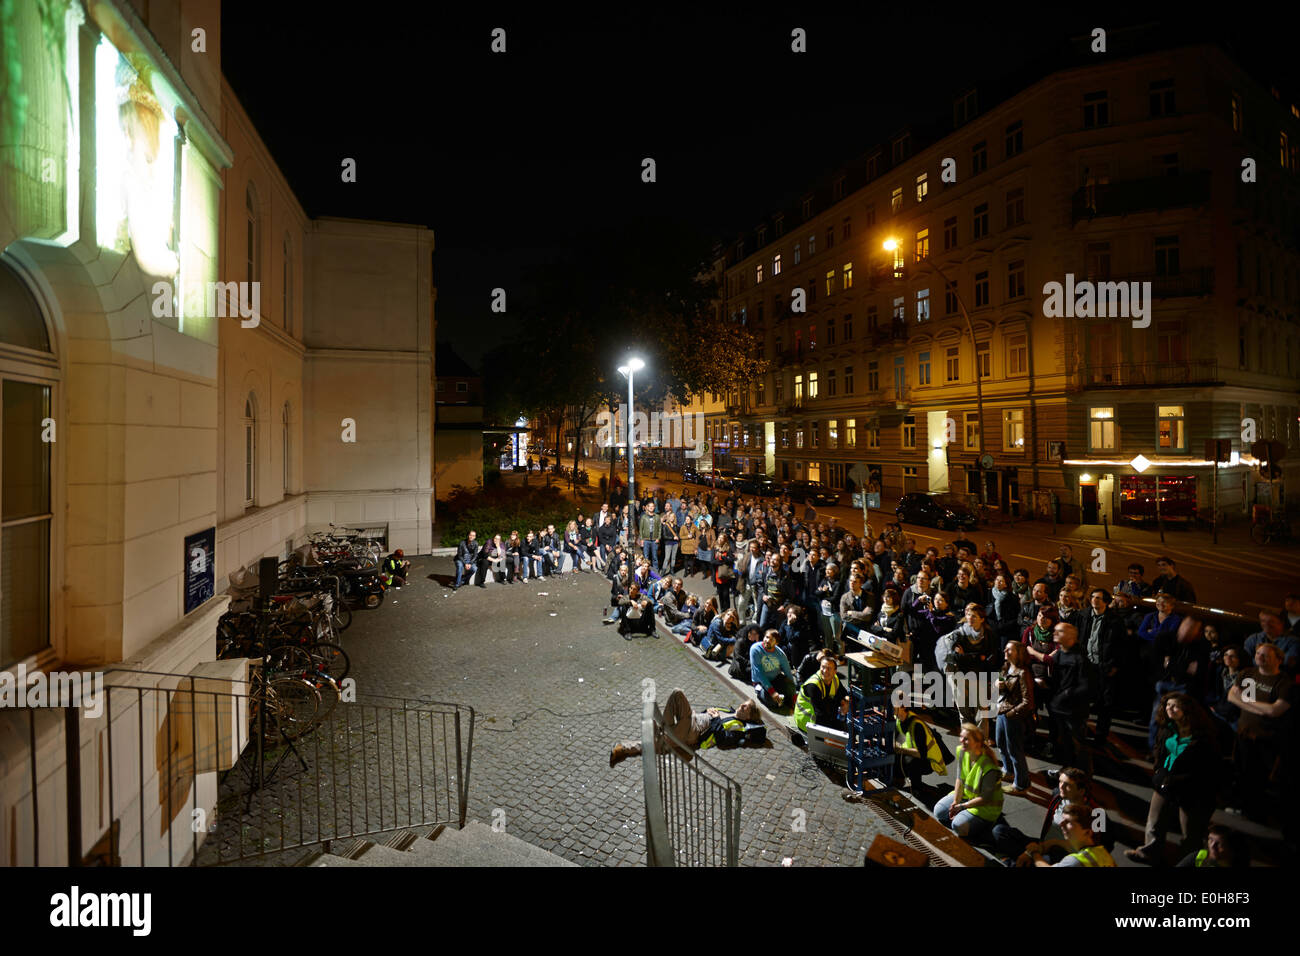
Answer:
[{"left": 1115, "top": 563, "right": 1153, "bottom": 600}]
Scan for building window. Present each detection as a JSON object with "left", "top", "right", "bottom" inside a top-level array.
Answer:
[
  {"left": 456, "top": 381, "right": 469, "bottom": 393},
  {"left": 833, "top": 176, "right": 845, "bottom": 200},
  {"left": 244, "top": 394, "right": 257, "bottom": 506},
  {"left": 0, "top": 361, "right": 54, "bottom": 666},
  {"left": 825, "top": 270, "right": 835, "bottom": 296},
  {"left": 809, "top": 323, "right": 817, "bottom": 351},
  {"left": 1006, "top": 332, "right": 1028, "bottom": 376},
  {"left": 864, "top": 204, "right": 876, "bottom": 227},
  {"left": 1007, "top": 259, "right": 1026, "bottom": 299},
  {"left": 827, "top": 419, "right": 838, "bottom": 449},
  {"left": 808, "top": 280, "right": 816, "bottom": 304},
  {"left": 1154, "top": 235, "right": 1180, "bottom": 276},
  {"left": 842, "top": 262, "right": 853, "bottom": 289},
  {"left": 866, "top": 154, "right": 879, "bottom": 179},
  {"left": 1281, "top": 131, "right": 1291, "bottom": 169},
  {"left": 775, "top": 377, "right": 784, "bottom": 402},
  {"left": 976, "top": 341, "right": 990, "bottom": 378},
  {"left": 971, "top": 140, "right": 987, "bottom": 176},
  {"left": 974, "top": 270, "right": 990, "bottom": 307},
  {"left": 1003, "top": 408, "right": 1025, "bottom": 453},
  {"left": 1086, "top": 241, "right": 1111, "bottom": 281},
  {"left": 918, "top": 350, "right": 932, "bottom": 385},
  {"left": 916, "top": 172, "right": 929, "bottom": 203},
  {"left": 1157, "top": 405, "right": 1186, "bottom": 451},
  {"left": 865, "top": 420, "right": 879, "bottom": 449},
  {"left": 1005, "top": 120, "right": 1023, "bottom": 157},
  {"left": 827, "top": 368, "right": 837, "bottom": 396},
  {"left": 891, "top": 187, "right": 903, "bottom": 215},
  {"left": 1231, "top": 92, "right": 1242, "bottom": 132},
  {"left": 757, "top": 226, "right": 766, "bottom": 246},
  {"left": 916, "top": 288, "right": 930, "bottom": 322},
  {"left": 902, "top": 415, "right": 917, "bottom": 449},
  {"left": 1083, "top": 90, "right": 1109, "bottom": 128},
  {"left": 964, "top": 412, "right": 981, "bottom": 450},
  {"left": 946, "top": 346, "right": 961, "bottom": 382},
  {"left": 944, "top": 281, "right": 958, "bottom": 315},
  {"left": 809, "top": 371, "right": 819, "bottom": 399},
  {"left": 1089, "top": 406, "right": 1116, "bottom": 450},
  {"left": 1157, "top": 320, "right": 1188, "bottom": 364},
  {"left": 802, "top": 197, "right": 812, "bottom": 220},
  {"left": 773, "top": 252, "right": 782, "bottom": 276},
  {"left": 756, "top": 263, "right": 763, "bottom": 284},
  {"left": 1005, "top": 187, "right": 1025, "bottom": 226},
  {"left": 794, "top": 242, "right": 801, "bottom": 265},
  {"left": 1149, "top": 78, "right": 1176, "bottom": 117},
  {"left": 811, "top": 421, "right": 820, "bottom": 449},
  {"left": 845, "top": 419, "right": 857, "bottom": 448},
  {"left": 892, "top": 133, "right": 911, "bottom": 164},
  {"left": 864, "top": 362, "right": 876, "bottom": 392},
  {"left": 794, "top": 374, "right": 804, "bottom": 407},
  {"left": 891, "top": 243, "right": 905, "bottom": 278},
  {"left": 826, "top": 226, "right": 835, "bottom": 250},
  {"left": 781, "top": 426, "right": 789, "bottom": 448},
  {"left": 866, "top": 306, "right": 878, "bottom": 333},
  {"left": 842, "top": 217, "right": 852, "bottom": 240},
  {"left": 1156, "top": 152, "right": 1179, "bottom": 176},
  {"left": 775, "top": 215, "right": 784, "bottom": 237},
  {"left": 826, "top": 318, "right": 836, "bottom": 346},
  {"left": 843, "top": 314, "right": 853, "bottom": 341},
  {"left": 808, "top": 233, "right": 816, "bottom": 256},
  {"left": 954, "top": 88, "right": 978, "bottom": 126},
  {"left": 915, "top": 228, "right": 929, "bottom": 261},
  {"left": 796, "top": 427, "right": 805, "bottom": 449},
  {"left": 893, "top": 355, "right": 906, "bottom": 396},
  {"left": 943, "top": 216, "right": 957, "bottom": 250},
  {"left": 973, "top": 202, "right": 989, "bottom": 239},
  {"left": 282, "top": 401, "right": 291, "bottom": 492}
]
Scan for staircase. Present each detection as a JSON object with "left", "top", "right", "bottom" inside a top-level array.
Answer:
[{"left": 308, "top": 821, "right": 578, "bottom": 868}]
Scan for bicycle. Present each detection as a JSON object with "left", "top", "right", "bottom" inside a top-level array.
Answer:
[{"left": 1250, "top": 516, "right": 1294, "bottom": 546}]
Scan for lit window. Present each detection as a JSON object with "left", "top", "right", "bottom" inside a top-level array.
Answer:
[
  {"left": 915, "top": 228, "right": 929, "bottom": 261},
  {"left": 809, "top": 371, "right": 819, "bottom": 399},
  {"left": 756, "top": 263, "right": 763, "bottom": 284},
  {"left": 974, "top": 271, "right": 989, "bottom": 307},
  {"left": 1006, "top": 332, "right": 1028, "bottom": 376},
  {"left": 845, "top": 365, "right": 855, "bottom": 394},
  {"left": 918, "top": 351, "right": 931, "bottom": 385},
  {"left": 794, "top": 374, "right": 804, "bottom": 407},
  {"left": 891, "top": 187, "right": 903, "bottom": 214},
  {"left": 1083, "top": 90, "right": 1109, "bottom": 128},
  {"left": 964, "top": 412, "right": 981, "bottom": 450},
  {"left": 1003, "top": 408, "right": 1025, "bottom": 452},
  {"left": 1007, "top": 259, "right": 1026, "bottom": 299},
  {"left": 826, "top": 269, "right": 835, "bottom": 295},
  {"left": 809, "top": 233, "right": 816, "bottom": 256},
  {"left": 916, "top": 288, "right": 930, "bottom": 322},
  {"left": 976, "top": 341, "right": 990, "bottom": 378},
  {"left": 773, "top": 253, "right": 782, "bottom": 275},
  {"left": 916, "top": 172, "right": 928, "bottom": 203},
  {"left": 1090, "top": 407, "right": 1115, "bottom": 450},
  {"left": 1157, "top": 405, "right": 1186, "bottom": 451},
  {"left": 946, "top": 347, "right": 960, "bottom": 382},
  {"left": 827, "top": 419, "right": 838, "bottom": 449},
  {"left": 842, "top": 262, "right": 853, "bottom": 289},
  {"left": 902, "top": 415, "right": 916, "bottom": 449},
  {"left": 845, "top": 419, "right": 857, "bottom": 448}
]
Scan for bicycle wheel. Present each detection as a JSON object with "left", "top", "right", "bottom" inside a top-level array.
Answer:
[
  {"left": 332, "top": 605, "right": 353, "bottom": 633},
  {"left": 307, "top": 641, "right": 350, "bottom": 682},
  {"left": 265, "top": 676, "right": 320, "bottom": 739},
  {"left": 264, "top": 643, "right": 314, "bottom": 674},
  {"left": 1250, "top": 522, "right": 1269, "bottom": 546}
]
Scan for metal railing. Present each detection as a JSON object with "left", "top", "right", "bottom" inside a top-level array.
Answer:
[
  {"left": 2, "top": 667, "right": 473, "bottom": 867},
  {"left": 1071, "top": 171, "right": 1211, "bottom": 223},
  {"left": 1069, "top": 359, "right": 1221, "bottom": 390},
  {"left": 641, "top": 696, "right": 741, "bottom": 867}
]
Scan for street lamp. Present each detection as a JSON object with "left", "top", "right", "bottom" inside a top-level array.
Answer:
[
  {"left": 884, "top": 238, "right": 989, "bottom": 507},
  {"left": 618, "top": 356, "right": 645, "bottom": 541}
]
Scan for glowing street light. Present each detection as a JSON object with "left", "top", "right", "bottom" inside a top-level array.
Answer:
[{"left": 617, "top": 356, "right": 646, "bottom": 537}]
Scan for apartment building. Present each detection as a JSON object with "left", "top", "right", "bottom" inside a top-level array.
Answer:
[{"left": 718, "top": 42, "right": 1300, "bottom": 524}]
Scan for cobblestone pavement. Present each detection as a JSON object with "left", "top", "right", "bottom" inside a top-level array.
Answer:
[{"left": 339, "top": 559, "right": 903, "bottom": 866}]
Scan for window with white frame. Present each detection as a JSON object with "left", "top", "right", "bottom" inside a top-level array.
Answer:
[
  {"left": 964, "top": 412, "right": 980, "bottom": 450},
  {"left": 1090, "top": 406, "right": 1115, "bottom": 450},
  {"left": 1157, "top": 404, "right": 1186, "bottom": 451},
  {"left": 1003, "top": 408, "right": 1025, "bottom": 453}
]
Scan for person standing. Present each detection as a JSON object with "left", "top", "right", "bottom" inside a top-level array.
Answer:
[
  {"left": 712, "top": 533, "right": 735, "bottom": 612},
  {"left": 997, "top": 641, "right": 1036, "bottom": 796},
  {"left": 1080, "top": 587, "right": 1124, "bottom": 746},
  {"left": 1047, "top": 621, "right": 1096, "bottom": 776},
  {"left": 658, "top": 508, "right": 680, "bottom": 577}
]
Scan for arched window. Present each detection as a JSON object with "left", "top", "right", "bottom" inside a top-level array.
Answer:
[
  {"left": 0, "top": 258, "right": 56, "bottom": 667},
  {"left": 245, "top": 183, "right": 260, "bottom": 286},
  {"left": 281, "top": 401, "right": 291, "bottom": 494},
  {"left": 243, "top": 394, "right": 257, "bottom": 506},
  {"left": 282, "top": 234, "right": 292, "bottom": 332}
]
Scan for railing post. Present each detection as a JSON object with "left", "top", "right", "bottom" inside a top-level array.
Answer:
[
  {"left": 64, "top": 707, "right": 82, "bottom": 867},
  {"left": 640, "top": 698, "right": 672, "bottom": 866}
]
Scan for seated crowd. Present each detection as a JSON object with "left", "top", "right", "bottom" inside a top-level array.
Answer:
[{"left": 562, "top": 484, "right": 1297, "bottom": 866}]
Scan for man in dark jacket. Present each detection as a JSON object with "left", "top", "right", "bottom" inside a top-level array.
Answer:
[
  {"left": 1018, "top": 582, "right": 1053, "bottom": 631},
  {"left": 1048, "top": 622, "right": 1097, "bottom": 775},
  {"left": 1036, "top": 559, "right": 1066, "bottom": 603},
  {"left": 453, "top": 531, "right": 481, "bottom": 590},
  {"left": 1151, "top": 556, "right": 1196, "bottom": 605},
  {"left": 1079, "top": 588, "right": 1125, "bottom": 746},
  {"left": 759, "top": 554, "right": 799, "bottom": 632}
]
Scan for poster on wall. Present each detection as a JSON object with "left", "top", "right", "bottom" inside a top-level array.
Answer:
[{"left": 184, "top": 527, "right": 216, "bottom": 614}]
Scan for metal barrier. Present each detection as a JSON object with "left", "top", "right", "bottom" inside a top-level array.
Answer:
[
  {"left": 2, "top": 667, "right": 473, "bottom": 867},
  {"left": 640, "top": 696, "right": 741, "bottom": 867}
]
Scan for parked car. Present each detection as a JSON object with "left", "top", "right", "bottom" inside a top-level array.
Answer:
[
  {"left": 681, "top": 464, "right": 701, "bottom": 485},
  {"left": 708, "top": 469, "right": 738, "bottom": 490},
  {"left": 896, "top": 492, "right": 979, "bottom": 531},
  {"left": 783, "top": 480, "right": 841, "bottom": 507},
  {"left": 732, "top": 473, "right": 779, "bottom": 496}
]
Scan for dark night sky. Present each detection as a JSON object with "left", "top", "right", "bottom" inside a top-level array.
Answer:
[{"left": 219, "top": 8, "right": 1297, "bottom": 368}]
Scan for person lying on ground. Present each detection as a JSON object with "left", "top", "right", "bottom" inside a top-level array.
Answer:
[{"left": 608, "top": 693, "right": 762, "bottom": 766}]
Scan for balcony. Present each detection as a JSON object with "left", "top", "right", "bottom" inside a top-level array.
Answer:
[
  {"left": 1068, "top": 360, "right": 1222, "bottom": 391},
  {"left": 1071, "top": 171, "right": 1211, "bottom": 225},
  {"left": 894, "top": 385, "right": 912, "bottom": 409},
  {"left": 1113, "top": 268, "right": 1213, "bottom": 299}
]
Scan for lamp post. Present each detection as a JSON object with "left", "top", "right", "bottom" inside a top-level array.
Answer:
[
  {"left": 884, "top": 239, "right": 988, "bottom": 508},
  {"left": 618, "top": 356, "right": 645, "bottom": 544}
]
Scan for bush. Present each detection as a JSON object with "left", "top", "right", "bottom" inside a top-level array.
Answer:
[{"left": 438, "top": 484, "right": 581, "bottom": 545}]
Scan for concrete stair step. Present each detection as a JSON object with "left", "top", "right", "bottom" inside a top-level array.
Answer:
[
  {"left": 311, "top": 853, "right": 369, "bottom": 867},
  {"left": 408, "top": 821, "right": 577, "bottom": 867},
  {"left": 352, "top": 843, "right": 432, "bottom": 867}
]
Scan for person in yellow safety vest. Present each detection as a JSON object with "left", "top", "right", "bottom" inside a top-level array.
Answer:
[
  {"left": 931, "top": 722, "right": 1003, "bottom": 844},
  {"left": 1027, "top": 804, "right": 1115, "bottom": 866},
  {"left": 1176, "top": 825, "right": 1244, "bottom": 867},
  {"left": 795, "top": 651, "right": 850, "bottom": 733},
  {"left": 893, "top": 702, "right": 947, "bottom": 793}
]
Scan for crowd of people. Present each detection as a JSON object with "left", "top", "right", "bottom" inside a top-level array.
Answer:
[{"left": 450, "top": 483, "right": 1297, "bottom": 865}]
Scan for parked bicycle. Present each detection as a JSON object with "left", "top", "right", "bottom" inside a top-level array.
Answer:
[{"left": 1251, "top": 514, "right": 1294, "bottom": 546}]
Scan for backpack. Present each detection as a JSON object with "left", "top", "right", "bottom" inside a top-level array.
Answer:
[{"left": 699, "top": 710, "right": 767, "bottom": 750}]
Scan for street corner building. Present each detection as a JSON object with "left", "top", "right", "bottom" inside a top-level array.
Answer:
[
  {"left": 699, "top": 40, "right": 1299, "bottom": 527},
  {"left": 0, "top": 0, "right": 434, "bottom": 865}
]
